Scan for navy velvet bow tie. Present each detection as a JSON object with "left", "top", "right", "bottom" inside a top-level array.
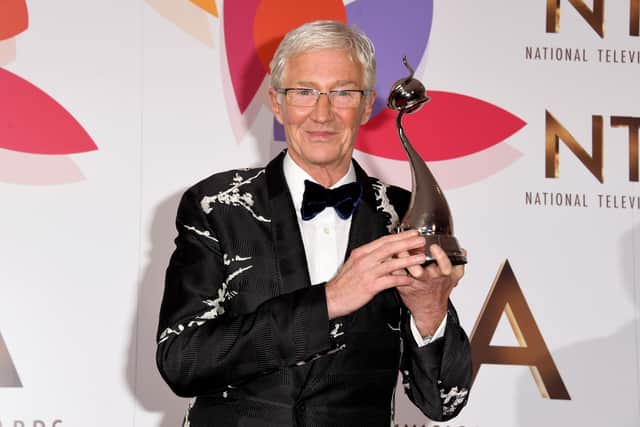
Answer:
[{"left": 301, "top": 180, "right": 363, "bottom": 221}]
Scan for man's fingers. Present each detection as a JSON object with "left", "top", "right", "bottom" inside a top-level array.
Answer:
[
  {"left": 363, "top": 230, "right": 418, "bottom": 251},
  {"left": 372, "top": 253, "right": 425, "bottom": 280},
  {"left": 390, "top": 268, "right": 408, "bottom": 276},
  {"left": 396, "top": 249, "right": 426, "bottom": 279},
  {"left": 395, "top": 249, "right": 410, "bottom": 259},
  {"left": 373, "top": 236, "right": 426, "bottom": 264},
  {"left": 406, "top": 263, "right": 424, "bottom": 279},
  {"left": 354, "top": 230, "right": 420, "bottom": 257},
  {"left": 350, "top": 235, "right": 425, "bottom": 268},
  {"left": 419, "top": 244, "right": 466, "bottom": 284},
  {"left": 428, "top": 244, "right": 453, "bottom": 276},
  {"left": 377, "top": 271, "right": 414, "bottom": 289}
]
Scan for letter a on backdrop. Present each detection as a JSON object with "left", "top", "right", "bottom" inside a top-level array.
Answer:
[
  {"left": 470, "top": 260, "right": 570, "bottom": 399},
  {"left": 0, "top": 330, "right": 22, "bottom": 387}
]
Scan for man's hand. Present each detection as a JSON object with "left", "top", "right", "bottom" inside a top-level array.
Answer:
[
  {"left": 325, "top": 230, "right": 427, "bottom": 319},
  {"left": 396, "top": 244, "right": 465, "bottom": 336}
]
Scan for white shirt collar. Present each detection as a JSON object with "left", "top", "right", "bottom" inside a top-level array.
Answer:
[{"left": 283, "top": 151, "right": 357, "bottom": 210}]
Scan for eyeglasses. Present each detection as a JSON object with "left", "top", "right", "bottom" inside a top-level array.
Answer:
[{"left": 276, "top": 88, "right": 369, "bottom": 108}]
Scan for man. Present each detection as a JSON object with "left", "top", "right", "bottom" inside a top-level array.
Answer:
[{"left": 157, "top": 20, "right": 471, "bottom": 427}]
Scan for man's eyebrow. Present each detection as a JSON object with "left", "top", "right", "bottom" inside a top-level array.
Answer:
[
  {"left": 292, "top": 80, "right": 359, "bottom": 88},
  {"left": 333, "top": 80, "right": 359, "bottom": 88}
]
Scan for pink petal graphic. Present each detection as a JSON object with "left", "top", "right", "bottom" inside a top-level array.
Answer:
[
  {"left": 223, "top": 0, "right": 263, "bottom": 113},
  {"left": 0, "top": 148, "right": 85, "bottom": 185},
  {"left": 356, "top": 91, "right": 526, "bottom": 161},
  {"left": 0, "top": 67, "right": 97, "bottom": 155}
]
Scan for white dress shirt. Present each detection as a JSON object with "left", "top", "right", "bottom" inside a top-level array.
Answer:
[{"left": 282, "top": 153, "right": 445, "bottom": 346}]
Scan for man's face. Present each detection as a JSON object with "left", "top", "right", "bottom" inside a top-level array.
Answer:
[{"left": 269, "top": 49, "right": 375, "bottom": 177}]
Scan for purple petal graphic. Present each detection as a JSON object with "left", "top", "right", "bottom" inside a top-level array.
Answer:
[{"left": 347, "top": 0, "right": 433, "bottom": 117}]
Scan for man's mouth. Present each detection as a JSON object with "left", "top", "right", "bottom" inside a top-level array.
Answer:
[{"left": 305, "top": 130, "right": 337, "bottom": 140}]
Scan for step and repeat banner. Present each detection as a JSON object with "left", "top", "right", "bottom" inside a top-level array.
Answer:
[{"left": 1, "top": 1, "right": 638, "bottom": 426}]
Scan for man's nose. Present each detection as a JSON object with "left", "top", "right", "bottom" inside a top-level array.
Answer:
[{"left": 310, "top": 93, "right": 332, "bottom": 122}]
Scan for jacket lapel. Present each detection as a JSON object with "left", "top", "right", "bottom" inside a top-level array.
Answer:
[
  {"left": 345, "top": 160, "right": 390, "bottom": 258},
  {"left": 265, "top": 154, "right": 394, "bottom": 293},
  {"left": 266, "top": 151, "right": 312, "bottom": 294}
]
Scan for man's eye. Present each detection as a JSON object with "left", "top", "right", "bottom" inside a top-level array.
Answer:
[
  {"left": 333, "top": 90, "right": 350, "bottom": 97},
  {"left": 297, "top": 89, "right": 315, "bottom": 96}
]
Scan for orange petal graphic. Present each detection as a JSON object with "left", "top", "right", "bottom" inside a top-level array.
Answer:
[
  {"left": 253, "top": 0, "right": 346, "bottom": 72},
  {"left": 0, "top": 0, "right": 28, "bottom": 40},
  {"left": 190, "top": 0, "right": 218, "bottom": 17}
]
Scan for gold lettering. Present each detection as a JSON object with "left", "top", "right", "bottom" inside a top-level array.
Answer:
[
  {"left": 470, "top": 260, "right": 571, "bottom": 400},
  {"left": 545, "top": 111, "right": 604, "bottom": 182},
  {"left": 610, "top": 116, "right": 640, "bottom": 181},
  {"left": 547, "top": 0, "right": 605, "bottom": 37},
  {"left": 631, "top": 0, "right": 640, "bottom": 36},
  {"left": 547, "top": 0, "right": 561, "bottom": 32}
]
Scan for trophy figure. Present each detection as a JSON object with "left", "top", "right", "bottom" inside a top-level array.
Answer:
[{"left": 387, "top": 57, "right": 467, "bottom": 266}]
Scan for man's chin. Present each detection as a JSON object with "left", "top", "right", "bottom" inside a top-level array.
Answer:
[{"left": 305, "top": 149, "right": 347, "bottom": 166}]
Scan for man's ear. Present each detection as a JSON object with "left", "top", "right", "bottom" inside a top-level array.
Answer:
[
  {"left": 359, "top": 89, "right": 376, "bottom": 125},
  {"left": 269, "top": 88, "right": 285, "bottom": 125}
]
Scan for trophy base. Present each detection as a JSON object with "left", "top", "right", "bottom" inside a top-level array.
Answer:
[{"left": 397, "top": 226, "right": 467, "bottom": 266}]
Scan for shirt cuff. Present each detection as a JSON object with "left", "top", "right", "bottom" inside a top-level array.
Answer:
[{"left": 409, "top": 314, "right": 447, "bottom": 347}]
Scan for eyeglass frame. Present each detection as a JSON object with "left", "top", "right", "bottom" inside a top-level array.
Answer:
[{"left": 275, "top": 87, "right": 371, "bottom": 108}]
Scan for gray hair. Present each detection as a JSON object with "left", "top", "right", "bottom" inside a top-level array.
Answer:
[{"left": 269, "top": 20, "right": 376, "bottom": 90}]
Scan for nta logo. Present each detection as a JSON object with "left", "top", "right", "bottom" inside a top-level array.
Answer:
[
  {"left": 0, "top": 330, "right": 21, "bottom": 387},
  {"left": 546, "top": 0, "right": 639, "bottom": 37}
]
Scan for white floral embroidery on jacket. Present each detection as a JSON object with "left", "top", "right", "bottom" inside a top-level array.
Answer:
[
  {"left": 372, "top": 179, "right": 400, "bottom": 232},
  {"left": 200, "top": 170, "right": 271, "bottom": 222}
]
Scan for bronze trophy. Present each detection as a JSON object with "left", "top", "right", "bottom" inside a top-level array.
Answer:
[{"left": 387, "top": 57, "right": 467, "bottom": 266}]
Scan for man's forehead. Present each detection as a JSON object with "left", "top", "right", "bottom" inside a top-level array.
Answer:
[{"left": 281, "top": 49, "right": 364, "bottom": 85}]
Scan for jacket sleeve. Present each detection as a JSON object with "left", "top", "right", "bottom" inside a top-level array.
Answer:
[
  {"left": 155, "top": 188, "right": 335, "bottom": 397},
  {"left": 400, "top": 300, "right": 472, "bottom": 421}
]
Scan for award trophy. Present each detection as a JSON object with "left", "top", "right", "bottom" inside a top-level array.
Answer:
[{"left": 387, "top": 57, "right": 467, "bottom": 265}]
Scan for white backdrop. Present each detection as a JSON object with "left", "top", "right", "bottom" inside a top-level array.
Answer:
[{"left": 0, "top": 1, "right": 638, "bottom": 426}]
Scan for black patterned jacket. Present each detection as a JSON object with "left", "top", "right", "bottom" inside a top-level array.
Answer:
[{"left": 156, "top": 151, "right": 471, "bottom": 426}]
